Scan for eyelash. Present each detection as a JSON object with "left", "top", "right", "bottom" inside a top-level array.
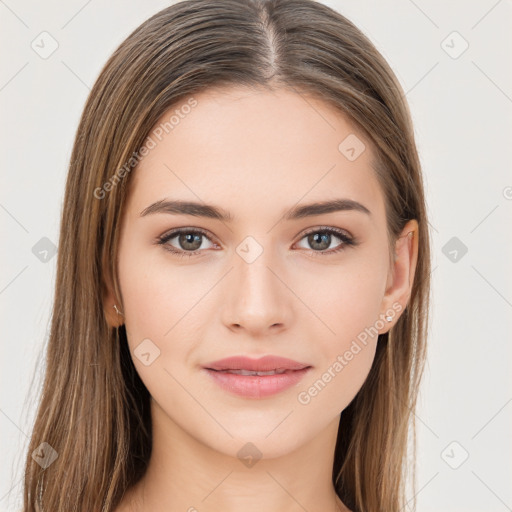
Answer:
[{"left": 156, "top": 226, "right": 357, "bottom": 259}]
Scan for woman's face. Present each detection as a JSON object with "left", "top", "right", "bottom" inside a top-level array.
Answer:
[{"left": 110, "top": 85, "right": 414, "bottom": 458}]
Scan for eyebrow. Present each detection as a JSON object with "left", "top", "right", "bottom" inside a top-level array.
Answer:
[{"left": 139, "top": 198, "right": 371, "bottom": 221}]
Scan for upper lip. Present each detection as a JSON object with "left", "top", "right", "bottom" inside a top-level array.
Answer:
[{"left": 204, "top": 355, "right": 311, "bottom": 372}]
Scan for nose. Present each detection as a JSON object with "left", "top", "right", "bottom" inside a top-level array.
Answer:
[{"left": 221, "top": 242, "right": 293, "bottom": 335}]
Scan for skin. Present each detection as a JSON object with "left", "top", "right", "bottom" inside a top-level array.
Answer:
[{"left": 104, "top": 85, "right": 419, "bottom": 512}]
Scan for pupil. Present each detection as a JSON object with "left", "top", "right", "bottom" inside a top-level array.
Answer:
[{"left": 310, "top": 232, "right": 330, "bottom": 250}]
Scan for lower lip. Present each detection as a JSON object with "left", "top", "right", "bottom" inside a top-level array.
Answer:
[{"left": 203, "top": 367, "right": 311, "bottom": 399}]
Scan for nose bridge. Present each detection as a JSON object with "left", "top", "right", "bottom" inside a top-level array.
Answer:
[{"left": 222, "top": 233, "right": 290, "bottom": 331}]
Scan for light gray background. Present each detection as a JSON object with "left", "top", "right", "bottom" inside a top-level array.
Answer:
[{"left": 1, "top": 1, "right": 511, "bottom": 511}]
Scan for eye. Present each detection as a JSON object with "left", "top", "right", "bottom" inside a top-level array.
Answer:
[
  {"left": 157, "top": 228, "right": 217, "bottom": 258},
  {"left": 157, "top": 226, "right": 357, "bottom": 259},
  {"left": 295, "top": 226, "right": 356, "bottom": 256}
]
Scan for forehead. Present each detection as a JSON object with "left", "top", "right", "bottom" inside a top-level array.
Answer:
[{"left": 127, "top": 86, "right": 385, "bottom": 224}]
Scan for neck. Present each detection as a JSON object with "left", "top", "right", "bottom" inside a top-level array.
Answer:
[{"left": 121, "top": 399, "right": 349, "bottom": 512}]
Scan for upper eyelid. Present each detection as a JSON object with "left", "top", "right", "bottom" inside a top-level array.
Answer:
[
  {"left": 161, "top": 227, "right": 218, "bottom": 244},
  {"left": 300, "top": 225, "right": 352, "bottom": 238}
]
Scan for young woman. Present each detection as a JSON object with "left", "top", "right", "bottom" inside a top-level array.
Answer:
[{"left": 22, "top": 1, "right": 431, "bottom": 511}]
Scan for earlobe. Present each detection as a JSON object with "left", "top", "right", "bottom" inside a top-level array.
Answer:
[{"left": 379, "top": 219, "right": 419, "bottom": 333}]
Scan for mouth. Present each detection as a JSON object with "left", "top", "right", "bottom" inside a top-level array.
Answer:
[
  {"left": 208, "top": 368, "right": 300, "bottom": 376},
  {"left": 203, "top": 354, "right": 311, "bottom": 372},
  {"left": 202, "top": 355, "right": 312, "bottom": 399}
]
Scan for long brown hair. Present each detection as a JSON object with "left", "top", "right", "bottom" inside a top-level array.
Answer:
[{"left": 21, "top": 1, "right": 431, "bottom": 510}]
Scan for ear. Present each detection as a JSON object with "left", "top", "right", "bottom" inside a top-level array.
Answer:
[
  {"left": 378, "top": 219, "right": 419, "bottom": 334},
  {"left": 101, "top": 263, "right": 124, "bottom": 328}
]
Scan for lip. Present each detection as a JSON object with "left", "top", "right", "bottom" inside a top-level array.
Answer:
[
  {"left": 202, "top": 355, "right": 312, "bottom": 399},
  {"left": 203, "top": 355, "right": 310, "bottom": 372}
]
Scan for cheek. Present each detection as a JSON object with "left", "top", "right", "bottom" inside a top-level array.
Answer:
[
  {"left": 117, "top": 249, "right": 208, "bottom": 411},
  {"left": 119, "top": 243, "right": 211, "bottom": 339},
  {"left": 118, "top": 244, "right": 220, "bottom": 390},
  {"left": 294, "top": 251, "right": 387, "bottom": 345},
  {"left": 292, "top": 253, "right": 387, "bottom": 412},
  {"left": 295, "top": 277, "right": 382, "bottom": 418}
]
